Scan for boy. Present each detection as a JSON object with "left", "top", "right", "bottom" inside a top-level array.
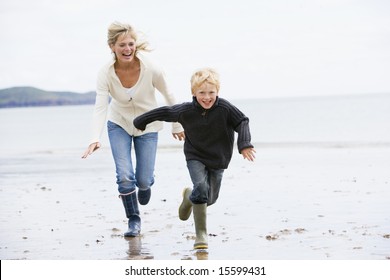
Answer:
[{"left": 133, "top": 68, "right": 256, "bottom": 249}]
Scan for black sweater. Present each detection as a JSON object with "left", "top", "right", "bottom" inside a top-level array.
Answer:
[{"left": 134, "top": 97, "right": 254, "bottom": 169}]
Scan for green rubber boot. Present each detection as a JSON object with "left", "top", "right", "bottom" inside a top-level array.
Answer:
[
  {"left": 193, "top": 203, "right": 208, "bottom": 250},
  {"left": 179, "top": 187, "right": 192, "bottom": 221}
]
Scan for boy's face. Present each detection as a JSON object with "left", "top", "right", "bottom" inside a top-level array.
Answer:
[{"left": 193, "top": 82, "right": 218, "bottom": 109}]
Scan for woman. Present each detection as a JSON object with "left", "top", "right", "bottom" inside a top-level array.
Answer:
[{"left": 82, "top": 22, "right": 184, "bottom": 237}]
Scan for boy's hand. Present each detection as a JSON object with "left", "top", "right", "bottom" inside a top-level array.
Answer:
[{"left": 241, "top": 147, "right": 256, "bottom": 162}]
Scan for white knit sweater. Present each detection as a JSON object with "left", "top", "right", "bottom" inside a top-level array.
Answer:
[{"left": 89, "top": 52, "right": 183, "bottom": 144}]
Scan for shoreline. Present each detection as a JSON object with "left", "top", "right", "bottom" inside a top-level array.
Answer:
[{"left": 2, "top": 140, "right": 390, "bottom": 157}]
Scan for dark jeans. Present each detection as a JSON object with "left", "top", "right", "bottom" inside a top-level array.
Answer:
[{"left": 187, "top": 160, "right": 224, "bottom": 205}]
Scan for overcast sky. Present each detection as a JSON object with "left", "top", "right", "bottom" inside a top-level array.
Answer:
[{"left": 0, "top": 0, "right": 389, "bottom": 100}]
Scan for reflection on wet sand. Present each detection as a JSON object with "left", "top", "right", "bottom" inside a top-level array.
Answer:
[
  {"left": 125, "top": 236, "right": 154, "bottom": 260},
  {"left": 124, "top": 235, "right": 208, "bottom": 260}
]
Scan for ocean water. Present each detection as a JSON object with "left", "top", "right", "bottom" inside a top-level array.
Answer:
[{"left": 0, "top": 93, "right": 389, "bottom": 155}]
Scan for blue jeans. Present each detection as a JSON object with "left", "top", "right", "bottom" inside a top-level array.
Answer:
[
  {"left": 187, "top": 160, "right": 224, "bottom": 205},
  {"left": 107, "top": 121, "right": 158, "bottom": 195}
]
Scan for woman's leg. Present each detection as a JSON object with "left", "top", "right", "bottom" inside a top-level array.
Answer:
[
  {"left": 133, "top": 132, "right": 158, "bottom": 205},
  {"left": 107, "top": 121, "right": 136, "bottom": 195},
  {"left": 107, "top": 121, "right": 140, "bottom": 237}
]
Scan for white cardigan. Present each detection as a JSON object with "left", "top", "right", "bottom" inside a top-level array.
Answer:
[{"left": 89, "top": 52, "right": 183, "bottom": 144}]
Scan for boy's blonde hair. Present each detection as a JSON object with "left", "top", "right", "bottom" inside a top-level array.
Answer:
[{"left": 190, "top": 68, "right": 220, "bottom": 94}]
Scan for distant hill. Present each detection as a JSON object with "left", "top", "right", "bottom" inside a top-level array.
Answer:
[{"left": 0, "top": 87, "right": 96, "bottom": 108}]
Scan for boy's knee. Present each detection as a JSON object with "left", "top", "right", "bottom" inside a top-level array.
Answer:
[{"left": 190, "top": 185, "right": 208, "bottom": 204}]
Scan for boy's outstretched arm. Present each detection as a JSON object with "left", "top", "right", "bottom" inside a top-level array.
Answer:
[
  {"left": 236, "top": 119, "right": 255, "bottom": 157},
  {"left": 134, "top": 105, "right": 181, "bottom": 131}
]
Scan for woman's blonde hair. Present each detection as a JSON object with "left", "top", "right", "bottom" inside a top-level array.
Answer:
[
  {"left": 190, "top": 68, "right": 220, "bottom": 94},
  {"left": 107, "top": 22, "right": 150, "bottom": 54}
]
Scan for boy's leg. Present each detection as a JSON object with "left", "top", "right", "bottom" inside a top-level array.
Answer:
[
  {"left": 207, "top": 169, "right": 224, "bottom": 206},
  {"left": 179, "top": 187, "right": 193, "bottom": 221},
  {"left": 186, "top": 160, "right": 209, "bottom": 249},
  {"left": 193, "top": 203, "right": 208, "bottom": 249},
  {"left": 187, "top": 160, "right": 209, "bottom": 204}
]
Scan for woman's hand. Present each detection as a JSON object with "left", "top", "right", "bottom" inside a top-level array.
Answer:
[
  {"left": 241, "top": 147, "right": 256, "bottom": 162},
  {"left": 81, "top": 142, "right": 101, "bottom": 158},
  {"left": 172, "top": 131, "right": 185, "bottom": 141}
]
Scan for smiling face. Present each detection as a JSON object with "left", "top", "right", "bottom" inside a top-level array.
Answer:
[
  {"left": 110, "top": 33, "right": 136, "bottom": 64},
  {"left": 193, "top": 82, "right": 219, "bottom": 109}
]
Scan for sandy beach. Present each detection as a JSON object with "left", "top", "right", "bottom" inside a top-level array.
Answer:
[{"left": 1, "top": 143, "right": 389, "bottom": 260}]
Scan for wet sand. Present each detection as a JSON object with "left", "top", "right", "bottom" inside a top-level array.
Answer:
[{"left": 0, "top": 144, "right": 389, "bottom": 260}]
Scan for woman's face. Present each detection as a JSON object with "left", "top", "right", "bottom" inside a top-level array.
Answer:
[
  {"left": 193, "top": 82, "right": 218, "bottom": 110},
  {"left": 111, "top": 33, "right": 136, "bottom": 63}
]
